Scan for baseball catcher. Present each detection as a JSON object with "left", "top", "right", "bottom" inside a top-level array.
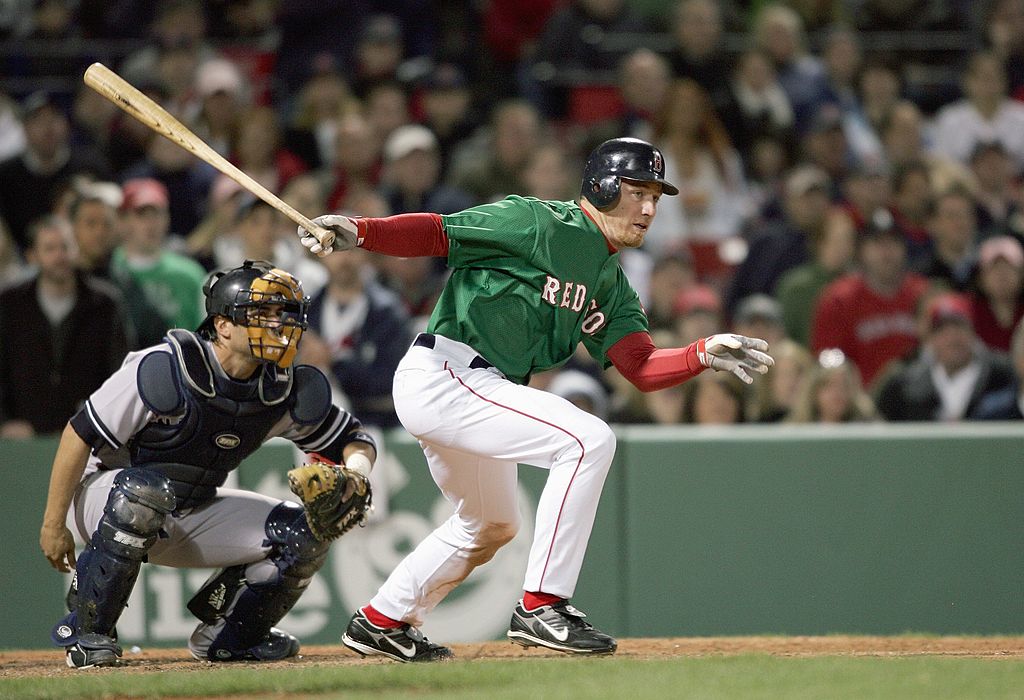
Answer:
[{"left": 40, "top": 260, "right": 376, "bottom": 668}]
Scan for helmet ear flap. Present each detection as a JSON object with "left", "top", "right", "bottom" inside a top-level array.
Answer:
[{"left": 584, "top": 175, "right": 621, "bottom": 210}]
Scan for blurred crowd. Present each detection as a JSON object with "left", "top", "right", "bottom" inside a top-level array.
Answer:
[{"left": 1, "top": 0, "right": 1023, "bottom": 438}]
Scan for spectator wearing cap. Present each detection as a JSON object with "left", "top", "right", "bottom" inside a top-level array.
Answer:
[
  {"left": 0, "top": 215, "right": 129, "bottom": 438},
  {"left": 732, "top": 293, "right": 786, "bottom": 347},
  {"left": 0, "top": 91, "right": 108, "bottom": 252},
  {"left": 931, "top": 52, "right": 1024, "bottom": 172},
  {"left": 382, "top": 125, "right": 474, "bottom": 216},
  {"left": 776, "top": 206, "right": 857, "bottom": 347},
  {"left": 969, "top": 235, "right": 1024, "bottom": 351},
  {"left": 801, "top": 103, "right": 852, "bottom": 185},
  {"left": 643, "top": 251, "right": 697, "bottom": 332},
  {"left": 969, "top": 140, "right": 1024, "bottom": 240},
  {"left": 548, "top": 370, "right": 611, "bottom": 420},
  {"left": 913, "top": 186, "right": 980, "bottom": 291},
  {"left": 875, "top": 293, "right": 1015, "bottom": 421},
  {"left": 811, "top": 209, "right": 931, "bottom": 387},
  {"left": 193, "top": 58, "right": 250, "bottom": 159},
  {"left": 419, "top": 63, "right": 480, "bottom": 180},
  {"left": 111, "top": 178, "right": 207, "bottom": 347},
  {"left": 352, "top": 14, "right": 405, "bottom": 99},
  {"left": 839, "top": 161, "right": 892, "bottom": 232},
  {"left": 724, "top": 164, "right": 832, "bottom": 317},
  {"left": 67, "top": 180, "right": 122, "bottom": 278},
  {"left": 673, "top": 284, "right": 723, "bottom": 344},
  {"left": 973, "top": 317, "right": 1024, "bottom": 419}
]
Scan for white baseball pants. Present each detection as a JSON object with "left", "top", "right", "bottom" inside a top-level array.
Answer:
[{"left": 370, "top": 335, "right": 616, "bottom": 626}]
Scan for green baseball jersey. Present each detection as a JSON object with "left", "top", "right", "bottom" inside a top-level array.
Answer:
[
  {"left": 111, "top": 248, "right": 207, "bottom": 332},
  {"left": 432, "top": 195, "right": 648, "bottom": 384}
]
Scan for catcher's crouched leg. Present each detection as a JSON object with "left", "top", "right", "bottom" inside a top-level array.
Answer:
[
  {"left": 188, "top": 502, "right": 329, "bottom": 661},
  {"left": 52, "top": 469, "right": 175, "bottom": 668}
]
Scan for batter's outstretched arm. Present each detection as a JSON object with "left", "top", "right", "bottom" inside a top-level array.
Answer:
[
  {"left": 39, "top": 423, "right": 91, "bottom": 573},
  {"left": 299, "top": 213, "right": 449, "bottom": 258},
  {"left": 609, "top": 331, "right": 774, "bottom": 391}
]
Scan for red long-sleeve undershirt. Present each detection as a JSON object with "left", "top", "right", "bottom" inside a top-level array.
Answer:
[{"left": 353, "top": 214, "right": 707, "bottom": 392}]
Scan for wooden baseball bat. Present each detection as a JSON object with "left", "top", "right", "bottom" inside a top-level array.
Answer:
[{"left": 83, "top": 62, "right": 336, "bottom": 250}]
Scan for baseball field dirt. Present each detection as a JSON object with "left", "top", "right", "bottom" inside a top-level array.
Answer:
[{"left": 4, "top": 635, "right": 1023, "bottom": 678}]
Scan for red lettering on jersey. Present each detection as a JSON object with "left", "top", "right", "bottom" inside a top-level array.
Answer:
[
  {"left": 560, "top": 282, "right": 574, "bottom": 308},
  {"left": 542, "top": 275, "right": 560, "bottom": 306},
  {"left": 572, "top": 284, "right": 588, "bottom": 312}
]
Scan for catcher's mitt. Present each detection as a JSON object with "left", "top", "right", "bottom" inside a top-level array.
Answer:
[{"left": 287, "top": 461, "right": 372, "bottom": 541}]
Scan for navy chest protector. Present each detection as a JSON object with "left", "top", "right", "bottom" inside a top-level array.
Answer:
[{"left": 131, "top": 330, "right": 329, "bottom": 509}]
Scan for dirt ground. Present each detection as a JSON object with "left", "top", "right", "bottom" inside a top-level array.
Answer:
[{"left": 3, "top": 636, "right": 1023, "bottom": 678}]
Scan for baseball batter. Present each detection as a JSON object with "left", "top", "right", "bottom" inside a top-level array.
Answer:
[
  {"left": 299, "top": 137, "right": 774, "bottom": 661},
  {"left": 39, "top": 260, "right": 377, "bottom": 668}
]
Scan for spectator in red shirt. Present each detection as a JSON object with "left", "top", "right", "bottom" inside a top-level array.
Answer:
[{"left": 811, "top": 210, "right": 931, "bottom": 386}]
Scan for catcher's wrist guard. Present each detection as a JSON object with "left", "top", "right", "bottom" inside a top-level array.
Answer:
[{"left": 287, "top": 461, "right": 373, "bottom": 542}]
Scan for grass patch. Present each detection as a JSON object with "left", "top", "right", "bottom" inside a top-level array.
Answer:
[{"left": 3, "top": 655, "right": 1024, "bottom": 700}]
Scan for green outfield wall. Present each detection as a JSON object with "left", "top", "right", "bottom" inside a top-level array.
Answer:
[{"left": 4, "top": 423, "right": 1022, "bottom": 650}]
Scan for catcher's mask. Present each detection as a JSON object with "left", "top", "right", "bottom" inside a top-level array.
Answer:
[{"left": 197, "top": 260, "right": 309, "bottom": 368}]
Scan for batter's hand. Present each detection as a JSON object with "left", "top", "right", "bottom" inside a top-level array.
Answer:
[
  {"left": 298, "top": 215, "right": 358, "bottom": 257},
  {"left": 697, "top": 334, "right": 774, "bottom": 384},
  {"left": 40, "top": 522, "right": 77, "bottom": 573}
]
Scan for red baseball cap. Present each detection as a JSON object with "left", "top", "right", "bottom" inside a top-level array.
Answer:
[
  {"left": 121, "top": 178, "right": 169, "bottom": 211},
  {"left": 978, "top": 235, "right": 1024, "bottom": 269},
  {"left": 673, "top": 285, "right": 722, "bottom": 316},
  {"left": 926, "top": 293, "right": 973, "bottom": 330}
]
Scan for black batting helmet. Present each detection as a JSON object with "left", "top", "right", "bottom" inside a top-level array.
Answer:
[
  {"left": 197, "top": 259, "right": 309, "bottom": 368},
  {"left": 581, "top": 137, "right": 678, "bottom": 210}
]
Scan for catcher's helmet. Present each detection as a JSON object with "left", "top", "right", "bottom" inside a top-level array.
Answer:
[
  {"left": 581, "top": 137, "right": 679, "bottom": 210},
  {"left": 197, "top": 259, "right": 309, "bottom": 368}
]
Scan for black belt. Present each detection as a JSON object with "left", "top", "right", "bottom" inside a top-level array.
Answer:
[{"left": 414, "top": 333, "right": 495, "bottom": 370}]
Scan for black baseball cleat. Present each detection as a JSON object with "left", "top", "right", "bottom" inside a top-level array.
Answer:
[
  {"left": 341, "top": 609, "right": 453, "bottom": 663},
  {"left": 507, "top": 599, "right": 617, "bottom": 654},
  {"left": 65, "top": 633, "right": 123, "bottom": 669},
  {"left": 205, "top": 628, "right": 301, "bottom": 662}
]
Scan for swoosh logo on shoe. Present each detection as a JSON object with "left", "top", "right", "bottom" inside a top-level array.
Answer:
[
  {"left": 382, "top": 633, "right": 417, "bottom": 658},
  {"left": 535, "top": 615, "right": 570, "bottom": 642}
]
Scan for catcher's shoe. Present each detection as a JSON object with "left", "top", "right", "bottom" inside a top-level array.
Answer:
[
  {"left": 341, "top": 610, "right": 453, "bottom": 663},
  {"left": 204, "top": 628, "right": 301, "bottom": 662},
  {"left": 65, "top": 633, "right": 123, "bottom": 669},
  {"left": 507, "top": 599, "right": 617, "bottom": 654}
]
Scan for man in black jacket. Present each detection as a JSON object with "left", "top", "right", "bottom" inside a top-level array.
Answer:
[
  {"left": 875, "top": 293, "right": 1016, "bottom": 421},
  {"left": 0, "top": 215, "right": 129, "bottom": 437}
]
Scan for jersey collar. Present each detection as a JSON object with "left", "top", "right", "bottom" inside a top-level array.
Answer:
[{"left": 580, "top": 206, "right": 618, "bottom": 255}]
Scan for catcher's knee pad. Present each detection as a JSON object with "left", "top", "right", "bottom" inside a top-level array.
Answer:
[
  {"left": 200, "top": 503, "right": 329, "bottom": 653},
  {"left": 57, "top": 469, "right": 175, "bottom": 644}
]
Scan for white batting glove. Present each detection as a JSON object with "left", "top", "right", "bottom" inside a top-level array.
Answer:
[
  {"left": 297, "top": 215, "right": 359, "bottom": 257},
  {"left": 697, "top": 334, "right": 774, "bottom": 385}
]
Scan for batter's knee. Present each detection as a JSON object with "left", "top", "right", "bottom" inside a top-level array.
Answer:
[
  {"left": 455, "top": 517, "right": 519, "bottom": 566},
  {"left": 580, "top": 416, "right": 616, "bottom": 465},
  {"left": 477, "top": 519, "right": 519, "bottom": 549}
]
